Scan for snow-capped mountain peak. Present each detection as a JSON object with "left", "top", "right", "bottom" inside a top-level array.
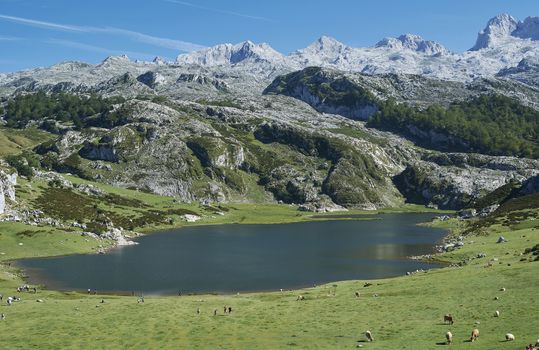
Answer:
[
  {"left": 375, "top": 34, "right": 448, "bottom": 55},
  {"left": 176, "top": 40, "right": 284, "bottom": 66},
  {"left": 303, "top": 36, "right": 348, "bottom": 54},
  {"left": 167, "top": 13, "right": 538, "bottom": 83},
  {"left": 152, "top": 56, "right": 167, "bottom": 65},
  {"left": 471, "top": 13, "right": 519, "bottom": 50},
  {"left": 288, "top": 36, "right": 349, "bottom": 66},
  {"left": 513, "top": 16, "right": 539, "bottom": 40}
]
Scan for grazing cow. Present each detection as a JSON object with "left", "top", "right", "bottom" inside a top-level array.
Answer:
[
  {"left": 296, "top": 295, "right": 304, "bottom": 301},
  {"left": 470, "top": 328, "right": 479, "bottom": 342},
  {"left": 444, "top": 314, "right": 454, "bottom": 325},
  {"left": 505, "top": 333, "right": 515, "bottom": 341},
  {"left": 494, "top": 310, "right": 500, "bottom": 317},
  {"left": 365, "top": 330, "right": 374, "bottom": 342},
  {"left": 446, "top": 331, "right": 453, "bottom": 345}
]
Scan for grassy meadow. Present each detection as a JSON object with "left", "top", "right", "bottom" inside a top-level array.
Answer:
[{"left": 0, "top": 174, "right": 537, "bottom": 349}]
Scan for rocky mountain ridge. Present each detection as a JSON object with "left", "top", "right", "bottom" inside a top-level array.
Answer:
[{"left": 0, "top": 13, "right": 538, "bottom": 213}]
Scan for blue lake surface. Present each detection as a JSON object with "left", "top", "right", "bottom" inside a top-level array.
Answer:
[{"left": 18, "top": 213, "right": 446, "bottom": 294}]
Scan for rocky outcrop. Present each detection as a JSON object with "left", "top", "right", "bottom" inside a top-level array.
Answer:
[
  {"left": 177, "top": 73, "right": 229, "bottom": 91},
  {"left": 0, "top": 169, "right": 17, "bottom": 215},
  {"left": 394, "top": 154, "right": 539, "bottom": 209},
  {"left": 137, "top": 71, "right": 167, "bottom": 88},
  {"left": 264, "top": 67, "right": 379, "bottom": 120}
]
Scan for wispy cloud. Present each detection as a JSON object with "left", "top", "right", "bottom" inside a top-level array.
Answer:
[
  {"left": 164, "top": 0, "right": 272, "bottom": 22},
  {"left": 0, "top": 13, "right": 205, "bottom": 52},
  {"left": 46, "top": 39, "right": 157, "bottom": 60},
  {"left": 100, "top": 27, "right": 205, "bottom": 52},
  {"left": 0, "top": 34, "right": 22, "bottom": 41},
  {"left": 0, "top": 14, "right": 84, "bottom": 31}
]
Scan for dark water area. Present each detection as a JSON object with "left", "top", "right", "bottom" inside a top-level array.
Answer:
[{"left": 17, "top": 213, "right": 447, "bottom": 295}]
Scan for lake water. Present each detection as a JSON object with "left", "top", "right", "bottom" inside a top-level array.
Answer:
[{"left": 17, "top": 213, "right": 446, "bottom": 294}]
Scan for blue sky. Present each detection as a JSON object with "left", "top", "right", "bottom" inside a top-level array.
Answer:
[{"left": 0, "top": 0, "right": 537, "bottom": 72}]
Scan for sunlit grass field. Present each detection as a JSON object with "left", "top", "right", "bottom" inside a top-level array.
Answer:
[{"left": 0, "top": 175, "right": 537, "bottom": 349}]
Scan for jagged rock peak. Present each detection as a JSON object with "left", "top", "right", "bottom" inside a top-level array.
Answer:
[
  {"left": 175, "top": 40, "right": 284, "bottom": 66},
  {"left": 471, "top": 14, "right": 519, "bottom": 50},
  {"left": 152, "top": 56, "right": 167, "bottom": 65},
  {"left": 300, "top": 36, "right": 349, "bottom": 53},
  {"left": 98, "top": 55, "right": 131, "bottom": 66},
  {"left": 375, "top": 34, "right": 448, "bottom": 55},
  {"left": 513, "top": 16, "right": 539, "bottom": 40}
]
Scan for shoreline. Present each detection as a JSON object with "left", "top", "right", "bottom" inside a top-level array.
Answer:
[{"left": 10, "top": 211, "right": 451, "bottom": 297}]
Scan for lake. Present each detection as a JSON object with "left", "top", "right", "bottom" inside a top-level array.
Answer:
[{"left": 17, "top": 213, "right": 446, "bottom": 294}]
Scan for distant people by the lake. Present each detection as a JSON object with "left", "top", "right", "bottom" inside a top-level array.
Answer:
[
  {"left": 228, "top": 306, "right": 232, "bottom": 314},
  {"left": 224, "top": 306, "right": 227, "bottom": 314}
]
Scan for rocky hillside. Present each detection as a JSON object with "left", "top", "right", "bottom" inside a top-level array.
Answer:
[{"left": 0, "top": 13, "right": 538, "bottom": 214}]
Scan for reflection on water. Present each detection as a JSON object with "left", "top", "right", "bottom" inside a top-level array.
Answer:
[{"left": 18, "top": 213, "right": 446, "bottom": 294}]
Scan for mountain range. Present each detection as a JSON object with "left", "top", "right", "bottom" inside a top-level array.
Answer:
[
  {"left": 1, "top": 14, "right": 538, "bottom": 216},
  {"left": 173, "top": 14, "right": 539, "bottom": 81}
]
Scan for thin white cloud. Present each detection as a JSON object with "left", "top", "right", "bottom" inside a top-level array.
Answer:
[
  {"left": 100, "top": 27, "right": 205, "bottom": 52},
  {"left": 164, "top": 0, "right": 272, "bottom": 22},
  {"left": 0, "top": 35, "right": 22, "bottom": 41},
  {"left": 0, "top": 13, "right": 205, "bottom": 52},
  {"left": 0, "top": 14, "right": 84, "bottom": 31},
  {"left": 46, "top": 38, "right": 156, "bottom": 60}
]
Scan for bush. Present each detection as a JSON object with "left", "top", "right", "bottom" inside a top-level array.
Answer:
[{"left": 6, "top": 151, "right": 39, "bottom": 178}]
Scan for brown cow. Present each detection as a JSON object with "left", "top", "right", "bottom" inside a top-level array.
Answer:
[{"left": 444, "top": 314, "right": 454, "bottom": 325}]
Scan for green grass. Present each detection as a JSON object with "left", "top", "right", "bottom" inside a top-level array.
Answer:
[
  {"left": 0, "top": 175, "right": 537, "bottom": 349},
  {"left": 0, "top": 127, "right": 55, "bottom": 157}
]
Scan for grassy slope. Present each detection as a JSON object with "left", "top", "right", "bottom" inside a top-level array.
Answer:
[
  {"left": 0, "top": 127, "right": 55, "bottom": 157},
  {"left": 0, "top": 176, "right": 537, "bottom": 349}
]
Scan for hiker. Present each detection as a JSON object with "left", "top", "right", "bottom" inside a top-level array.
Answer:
[
  {"left": 214, "top": 309, "right": 217, "bottom": 316},
  {"left": 228, "top": 307, "right": 232, "bottom": 314},
  {"left": 87, "top": 289, "right": 91, "bottom": 294},
  {"left": 32, "top": 287, "right": 36, "bottom": 294},
  {"left": 0, "top": 313, "right": 4, "bottom": 320},
  {"left": 197, "top": 308, "right": 200, "bottom": 315},
  {"left": 224, "top": 306, "right": 227, "bottom": 314}
]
